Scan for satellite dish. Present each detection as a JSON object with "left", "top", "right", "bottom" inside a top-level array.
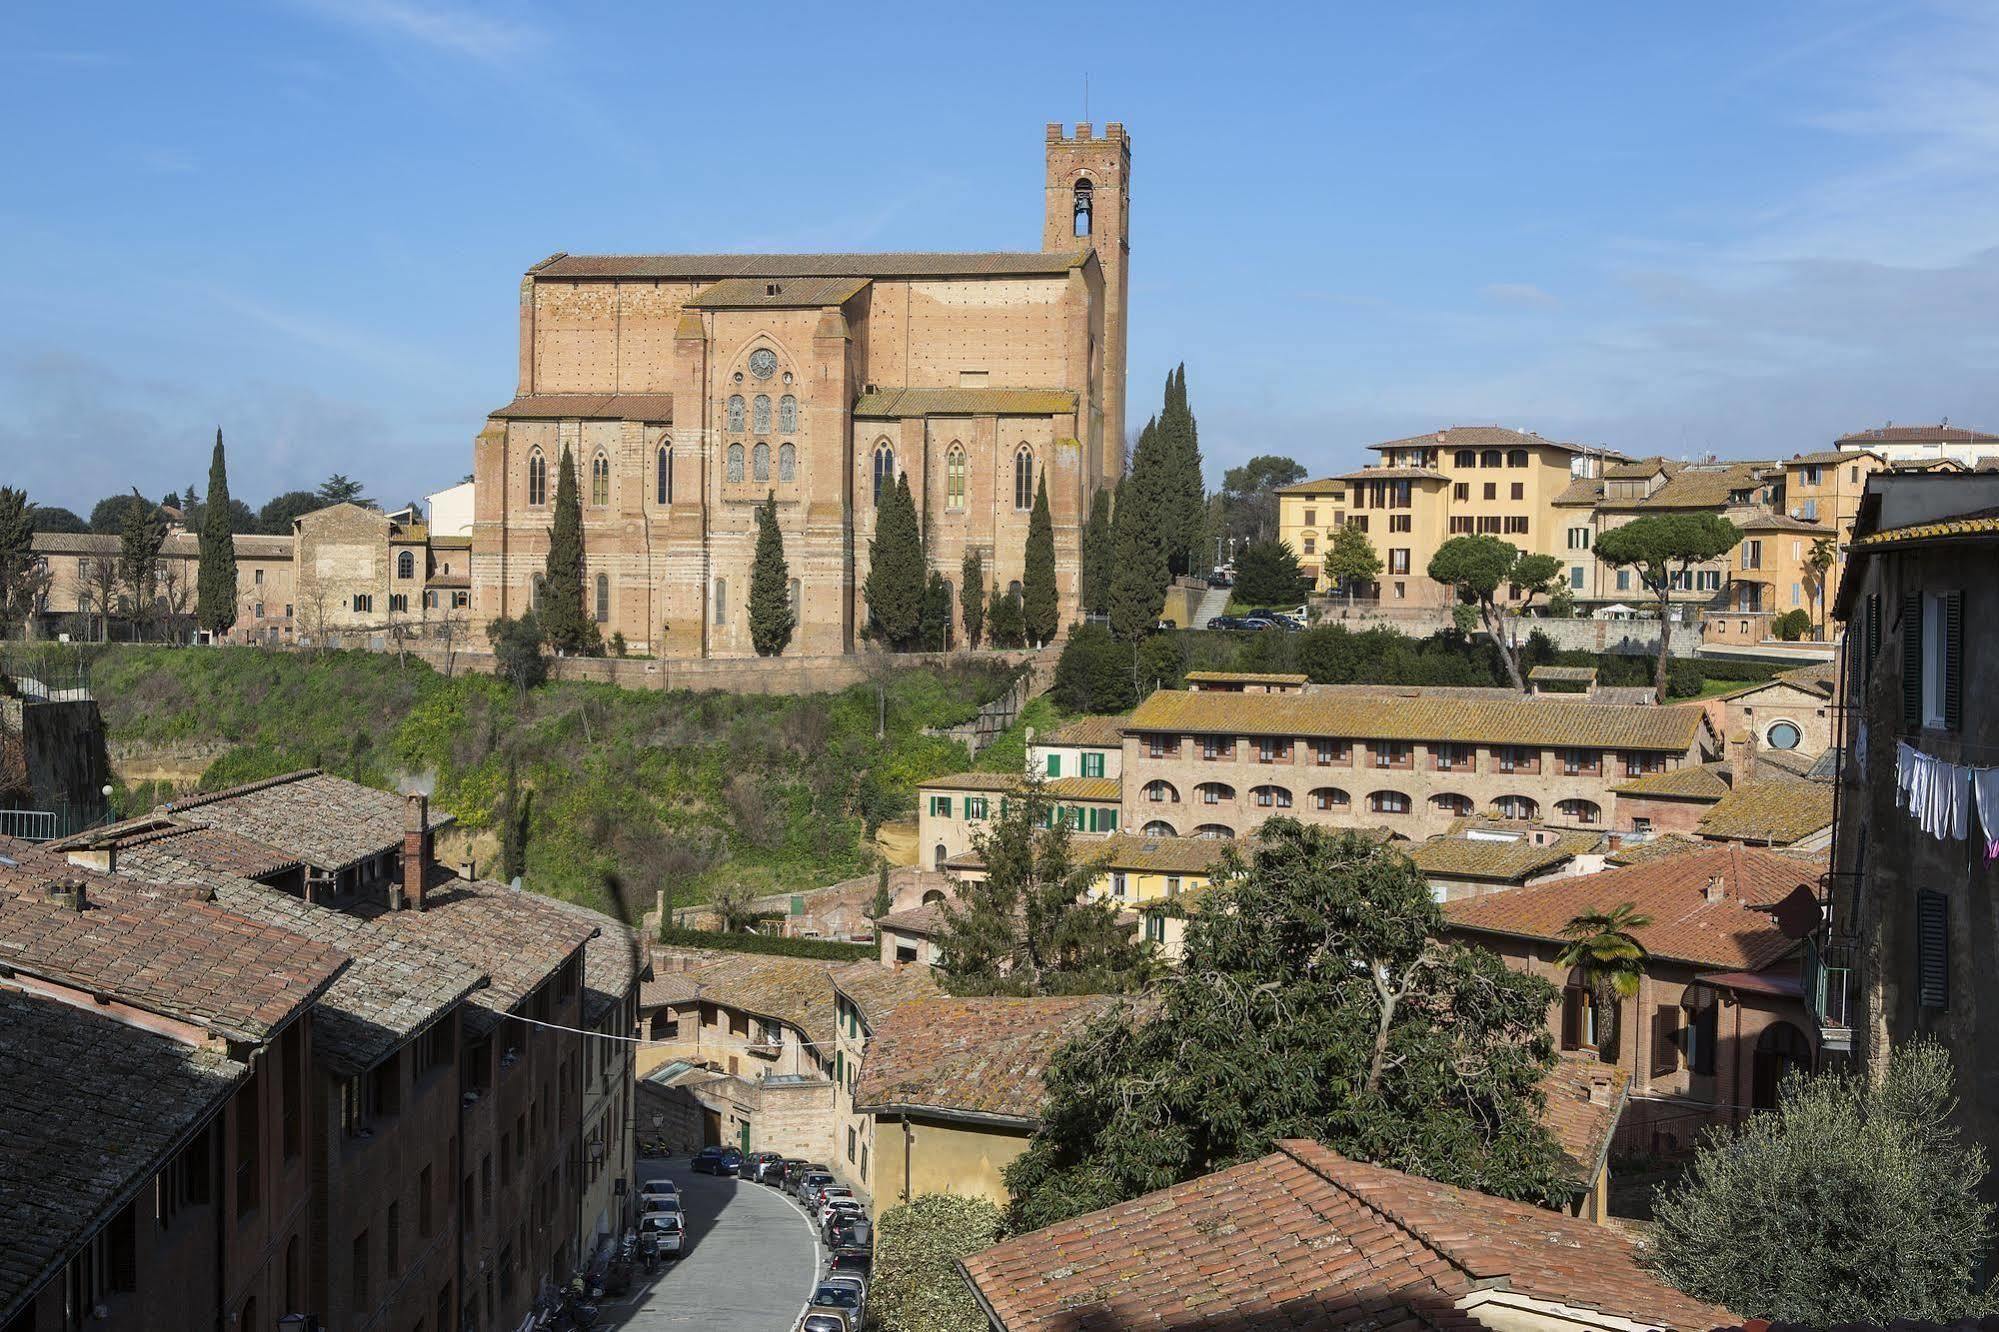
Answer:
[{"left": 510, "top": 876, "right": 523, "bottom": 892}]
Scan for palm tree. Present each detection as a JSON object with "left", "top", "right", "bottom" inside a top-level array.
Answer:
[
  {"left": 1557, "top": 903, "right": 1652, "bottom": 1060},
  {"left": 1805, "top": 537, "right": 1836, "bottom": 641}
]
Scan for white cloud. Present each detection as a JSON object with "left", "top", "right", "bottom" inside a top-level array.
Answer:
[
  {"left": 1480, "top": 282, "right": 1558, "bottom": 308},
  {"left": 293, "top": 0, "right": 541, "bottom": 65}
]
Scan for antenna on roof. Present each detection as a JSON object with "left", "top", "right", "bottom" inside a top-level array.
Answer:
[{"left": 1083, "top": 71, "right": 1089, "bottom": 124}]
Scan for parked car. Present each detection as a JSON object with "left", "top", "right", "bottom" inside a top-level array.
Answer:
[
  {"left": 815, "top": 1186, "right": 856, "bottom": 1220},
  {"left": 797, "top": 1308, "right": 850, "bottom": 1332},
  {"left": 820, "top": 1201, "right": 864, "bottom": 1241},
  {"left": 820, "top": 1272, "right": 868, "bottom": 1322},
  {"left": 826, "top": 1247, "right": 872, "bottom": 1280},
  {"left": 795, "top": 1170, "right": 836, "bottom": 1203},
  {"left": 743, "top": 1150, "right": 785, "bottom": 1182},
  {"left": 638, "top": 1210, "right": 684, "bottom": 1257},
  {"left": 692, "top": 1146, "right": 742, "bottom": 1175},
  {"left": 1208, "top": 569, "right": 1234, "bottom": 588},
  {"left": 828, "top": 1216, "right": 873, "bottom": 1251},
  {"left": 637, "top": 1179, "right": 680, "bottom": 1206},
  {"left": 1241, "top": 613, "right": 1299, "bottom": 632},
  {"left": 788, "top": 1163, "right": 831, "bottom": 1196},
  {"left": 811, "top": 1281, "right": 864, "bottom": 1328},
  {"left": 771, "top": 1157, "right": 807, "bottom": 1187}
]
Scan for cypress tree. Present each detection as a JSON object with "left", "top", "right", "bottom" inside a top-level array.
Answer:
[
  {"left": 1022, "top": 472, "right": 1058, "bottom": 646},
  {"left": 864, "top": 472, "right": 924, "bottom": 650},
  {"left": 921, "top": 571, "right": 952, "bottom": 651},
  {"left": 1108, "top": 424, "right": 1170, "bottom": 642},
  {"left": 748, "top": 492, "right": 794, "bottom": 656},
  {"left": 960, "top": 548, "right": 986, "bottom": 649},
  {"left": 1080, "top": 486, "right": 1112, "bottom": 616},
  {"left": 540, "top": 446, "right": 600, "bottom": 655},
  {"left": 196, "top": 428, "right": 238, "bottom": 637},
  {"left": 1156, "top": 364, "right": 1207, "bottom": 578}
]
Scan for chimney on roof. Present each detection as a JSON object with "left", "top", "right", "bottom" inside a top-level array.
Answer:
[
  {"left": 1704, "top": 873, "right": 1726, "bottom": 903},
  {"left": 402, "top": 792, "right": 430, "bottom": 911},
  {"left": 47, "top": 877, "right": 87, "bottom": 912},
  {"left": 1588, "top": 1075, "right": 1616, "bottom": 1106},
  {"left": 65, "top": 844, "right": 115, "bottom": 875}
]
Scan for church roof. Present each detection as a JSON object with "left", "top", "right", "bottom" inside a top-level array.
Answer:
[
  {"left": 488, "top": 393, "right": 674, "bottom": 422},
  {"left": 853, "top": 387, "right": 1077, "bottom": 418},
  {"left": 527, "top": 249, "right": 1093, "bottom": 280},
  {"left": 684, "top": 276, "right": 871, "bottom": 309}
]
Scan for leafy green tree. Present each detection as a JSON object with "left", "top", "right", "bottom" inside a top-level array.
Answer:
[
  {"left": 0, "top": 487, "right": 38, "bottom": 636},
  {"left": 1553, "top": 904, "right": 1650, "bottom": 1060},
  {"left": 118, "top": 489, "right": 166, "bottom": 639},
  {"left": 871, "top": 1194, "right": 1006, "bottom": 1332},
  {"left": 1216, "top": 454, "right": 1307, "bottom": 546},
  {"left": 865, "top": 473, "right": 925, "bottom": 650},
  {"left": 1773, "top": 608, "right": 1812, "bottom": 641},
  {"left": 1426, "top": 535, "right": 1562, "bottom": 692},
  {"left": 1321, "top": 523, "right": 1382, "bottom": 602},
  {"left": 1021, "top": 473, "right": 1058, "bottom": 646},
  {"left": 499, "top": 753, "right": 531, "bottom": 882},
  {"left": 748, "top": 492, "right": 794, "bottom": 656},
  {"left": 1136, "top": 632, "right": 1187, "bottom": 693},
  {"left": 539, "top": 447, "right": 601, "bottom": 656},
  {"left": 258, "top": 490, "right": 324, "bottom": 534},
  {"left": 1652, "top": 1040, "right": 1993, "bottom": 1323},
  {"left": 937, "top": 776, "right": 1145, "bottom": 995},
  {"left": 488, "top": 612, "right": 548, "bottom": 699},
  {"left": 1592, "top": 513, "right": 1741, "bottom": 702},
  {"left": 986, "top": 583, "right": 1025, "bottom": 650},
  {"left": 867, "top": 863, "right": 894, "bottom": 923},
  {"left": 316, "top": 473, "right": 369, "bottom": 507},
  {"left": 1231, "top": 538, "right": 1312, "bottom": 606},
  {"left": 1052, "top": 622, "right": 1138, "bottom": 714},
  {"left": 28, "top": 505, "right": 86, "bottom": 534},
  {"left": 89, "top": 493, "right": 152, "bottom": 535},
  {"left": 196, "top": 429, "right": 239, "bottom": 638},
  {"left": 1003, "top": 819, "right": 1570, "bottom": 1230},
  {"left": 920, "top": 570, "right": 952, "bottom": 651},
  {"left": 1806, "top": 535, "right": 1836, "bottom": 639},
  {"left": 1107, "top": 427, "right": 1170, "bottom": 643},
  {"left": 1156, "top": 364, "right": 1207, "bottom": 577},
  {"left": 959, "top": 549, "right": 985, "bottom": 649},
  {"left": 1079, "top": 487, "right": 1113, "bottom": 615}
]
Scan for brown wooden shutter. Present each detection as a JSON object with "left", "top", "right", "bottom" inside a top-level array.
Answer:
[
  {"left": 1560, "top": 988, "right": 1582, "bottom": 1050},
  {"left": 1866, "top": 592, "right": 1881, "bottom": 686},
  {"left": 1943, "top": 591, "right": 1963, "bottom": 732},
  {"left": 1918, "top": 890, "right": 1949, "bottom": 1009},
  {"left": 1902, "top": 594, "right": 1924, "bottom": 731},
  {"left": 1651, "top": 1004, "right": 1681, "bottom": 1077}
]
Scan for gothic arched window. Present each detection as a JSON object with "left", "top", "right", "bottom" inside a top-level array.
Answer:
[
  {"left": 594, "top": 573, "right": 609, "bottom": 622},
  {"left": 1073, "top": 178, "right": 1093, "bottom": 238},
  {"left": 656, "top": 443, "right": 672, "bottom": 504},
  {"left": 1013, "top": 446, "right": 1034, "bottom": 511},
  {"left": 947, "top": 444, "right": 967, "bottom": 510},
  {"left": 779, "top": 443, "right": 796, "bottom": 483},
  {"left": 753, "top": 394, "right": 771, "bottom": 434},
  {"left": 779, "top": 395, "right": 797, "bottom": 433},
  {"left": 727, "top": 395, "right": 745, "bottom": 432},
  {"left": 527, "top": 448, "right": 547, "bottom": 506},
  {"left": 590, "top": 451, "right": 609, "bottom": 506},
  {"left": 727, "top": 444, "right": 745, "bottom": 483},
  {"left": 753, "top": 442, "right": 770, "bottom": 483},
  {"left": 873, "top": 443, "right": 895, "bottom": 504}
]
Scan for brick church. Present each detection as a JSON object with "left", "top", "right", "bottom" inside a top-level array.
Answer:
[{"left": 470, "top": 123, "right": 1131, "bottom": 657}]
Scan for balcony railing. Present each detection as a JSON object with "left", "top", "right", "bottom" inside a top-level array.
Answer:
[{"left": 0, "top": 808, "right": 58, "bottom": 842}]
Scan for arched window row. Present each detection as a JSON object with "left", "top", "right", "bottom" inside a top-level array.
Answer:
[
  {"left": 727, "top": 444, "right": 745, "bottom": 484},
  {"left": 1143, "top": 780, "right": 1179, "bottom": 804},
  {"left": 1195, "top": 782, "right": 1235, "bottom": 805},
  {"left": 1194, "top": 824, "right": 1234, "bottom": 841},
  {"left": 1492, "top": 794, "right": 1539, "bottom": 821},
  {"left": 780, "top": 443, "right": 796, "bottom": 483},
  {"left": 728, "top": 395, "right": 746, "bottom": 432},
  {"left": 1430, "top": 793, "right": 1474, "bottom": 817},
  {"left": 779, "top": 395, "right": 797, "bottom": 433},
  {"left": 1141, "top": 820, "right": 1177, "bottom": 838},
  {"left": 590, "top": 451, "right": 610, "bottom": 506},
  {"left": 753, "top": 442, "right": 770, "bottom": 483},
  {"left": 1555, "top": 798, "right": 1601, "bottom": 824},
  {"left": 1310, "top": 787, "right": 1348, "bottom": 811},
  {"left": 753, "top": 394, "right": 771, "bottom": 434},
  {"left": 1369, "top": 790, "right": 1411, "bottom": 815}
]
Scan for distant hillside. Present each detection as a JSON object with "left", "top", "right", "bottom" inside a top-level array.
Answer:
[{"left": 89, "top": 647, "right": 1017, "bottom": 914}]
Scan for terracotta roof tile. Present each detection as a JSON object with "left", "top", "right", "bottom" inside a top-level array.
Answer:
[
  {"left": 1529, "top": 666, "right": 1598, "bottom": 683},
  {"left": 1183, "top": 671, "right": 1310, "bottom": 686},
  {"left": 683, "top": 275, "right": 870, "bottom": 308},
  {"left": 530, "top": 249, "right": 1092, "bottom": 280},
  {"left": 856, "top": 995, "right": 1117, "bottom": 1123},
  {"left": 1086, "top": 832, "right": 1237, "bottom": 876},
  {"left": 0, "top": 862, "right": 347, "bottom": 1043},
  {"left": 830, "top": 960, "right": 944, "bottom": 1032},
  {"left": 1127, "top": 689, "right": 1708, "bottom": 752},
  {"left": 487, "top": 393, "right": 674, "bottom": 422},
  {"left": 649, "top": 952, "right": 844, "bottom": 1047},
  {"left": 1366, "top": 425, "right": 1619, "bottom": 458},
  {"left": 1406, "top": 833, "right": 1588, "bottom": 882},
  {"left": 1612, "top": 766, "right": 1733, "bottom": 800},
  {"left": 1696, "top": 781, "right": 1835, "bottom": 845},
  {"left": 1039, "top": 714, "right": 1130, "bottom": 747},
  {"left": 874, "top": 901, "right": 949, "bottom": 937},
  {"left": 918, "top": 771, "right": 1121, "bottom": 802},
  {"left": 162, "top": 771, "right": 453, "bottom": 874},
  {"left": 1837, "top": 423, "right": 1999, "bottom": 444},
  {"left": 0, "top": 991, "right": 248, "bottom": 1325},
  {"left": 1553, "top": 475, "right": 1608, "bottom": 506},
  {"left": 1852, "top": 507, "right": 1999, "bottom": 549},
  {"left": 1329, "top": 465, "right": 1450, "bottom": 481},
  {"left": 1444, "top": 844, "right": 1820, "bottom": 970},
  {"left": 961, "top": 1140, "right": 1728, "bottom": 1332},
  {"left": 1539, "top": 1054, "right": 1630, "bottom": 1187},
  {"left": 1617, "top": 463, "right": 1767, "bottom": 510}
]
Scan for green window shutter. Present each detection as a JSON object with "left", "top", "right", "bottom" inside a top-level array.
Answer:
[
  {"left": 1902, "top": 594, "right": 1924, "bottom": 731},
  {"left": 1047, "top": 754, "right": 1061, "bottom": 778},
  {"left": 835, "top": 1050, "right": 844, "bottom": 1083},
  {"left": 1105, "top": 808, "right": 1118, "bottom": 831},
  {"left": 1918, "top": 891, "right": 1949, "bottom": 1009},
  {"left": 1943, "top": 591, "right": 1963, "bottom": 731}
]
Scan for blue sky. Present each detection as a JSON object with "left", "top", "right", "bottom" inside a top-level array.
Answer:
[{"left": 6, "top": 0, "right": 1999, "bottom": 513}]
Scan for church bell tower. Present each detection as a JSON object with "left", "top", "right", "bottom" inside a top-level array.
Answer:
[{"left": 1044, "top": 122, "right": 1130, "bottom": 485}]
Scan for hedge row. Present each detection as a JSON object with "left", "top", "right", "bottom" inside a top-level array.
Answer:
[{"left": 654, "top": 925, "right": 875, "bottom": 961}]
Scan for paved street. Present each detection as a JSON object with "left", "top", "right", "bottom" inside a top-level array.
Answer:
[{"left": 598, "top": 1157, "right": 823, "bottom": 1331}]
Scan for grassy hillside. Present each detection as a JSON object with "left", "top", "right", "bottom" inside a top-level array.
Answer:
[{"left": 90, "top": 647, "right": 1017, "bottom": 914}]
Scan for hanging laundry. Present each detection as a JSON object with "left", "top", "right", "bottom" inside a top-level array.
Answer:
[{"left": 1975, "top": 768, "right": 1999, "bottom": 861}]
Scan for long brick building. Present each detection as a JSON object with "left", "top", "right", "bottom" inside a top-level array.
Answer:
[{"left": 469, "top": 123, "right": 1131, "bottom": 658}]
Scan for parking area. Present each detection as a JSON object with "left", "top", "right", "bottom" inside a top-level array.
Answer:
[{"left": 596, "top": 1156, "right": 824, "bottom": 1331}]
